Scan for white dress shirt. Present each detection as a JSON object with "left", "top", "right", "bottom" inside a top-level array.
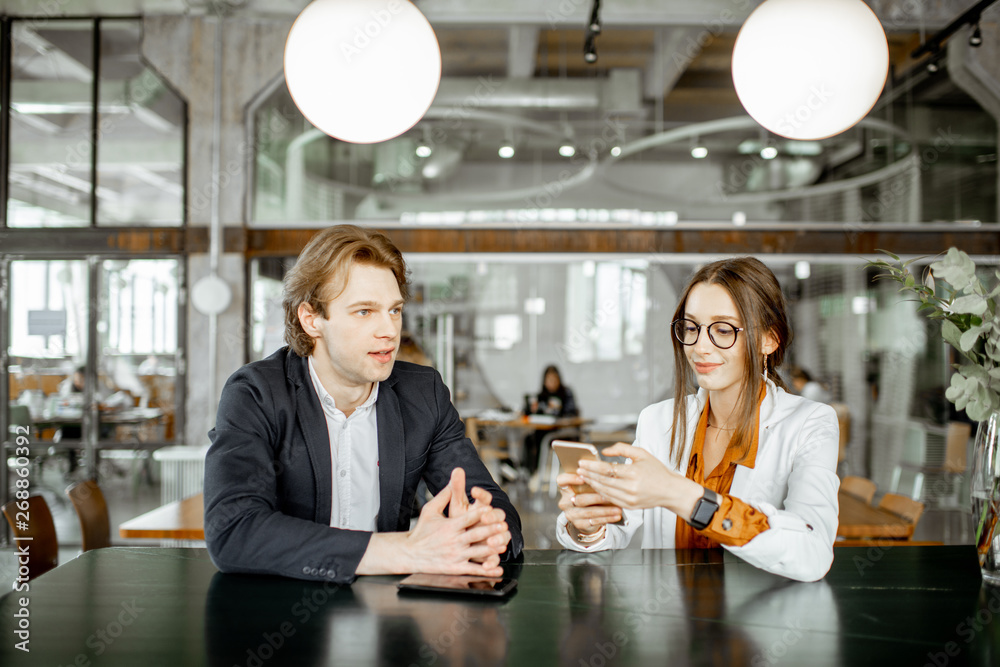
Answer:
[{"left": 308, "top": 356, "right": 381, "bottom": 532}]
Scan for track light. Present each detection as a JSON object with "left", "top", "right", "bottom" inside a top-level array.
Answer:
[
  {"left": 691, "top": 146, "right": 708, "bottom": 159},
  {"left": 910, "top": 1, "right": 997, "bottom": 63},
  {"left": 584, "top": 0, "right": 601, "bottom": 63},
  {"left": 970, "top": 23, "right": 983, "bottom": 46},
  {"left": 610, "top": 146, "right": 621, "bottom": 157},
  {"left": 760, "top": 146, "right": 778, "bottom": 160},
  {"left": 584, "top": 35, "right": 598, "bottom": 64},
  {"left": 588, "top": 0, "right": 602, "bottom": 34},
  {"left": 499, "top": 144, "right": 515, "bottom": 159},
  {"left": 559, "top": 143, "right": 576, "bottom": 157},
  {"left": 415, "top": 127, "right": 433, "bottom": 157}
]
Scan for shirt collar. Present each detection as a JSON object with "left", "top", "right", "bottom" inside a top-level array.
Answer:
[
  {"left": 307, "top": 356, "right": 379, "bottom": 419},
  {"left": 693, "top": 381, "right": 768, "bottom": 472}
]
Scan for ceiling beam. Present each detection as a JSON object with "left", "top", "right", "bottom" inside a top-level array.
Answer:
[
  {"left": 645, "top": 27, "right": 706, "bottom": 100},
  {"left": 507, "top": 25, "right": 539, "bottom": 79},
  {"left": 3, "top": 225, "right": 996, "bottom": 258}
]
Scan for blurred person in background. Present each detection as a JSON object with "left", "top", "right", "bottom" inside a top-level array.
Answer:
[{"left": 789, "top": 366, "right": 831, "bottom": 404}]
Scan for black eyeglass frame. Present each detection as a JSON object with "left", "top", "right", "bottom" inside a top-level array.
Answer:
[{"left": 671, "top": 318, "right": 745, "bottom": 349}]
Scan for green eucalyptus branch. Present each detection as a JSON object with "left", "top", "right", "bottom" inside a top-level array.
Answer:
[{"left": 867, "top": 248, "right": 1000, "bottom": 423}]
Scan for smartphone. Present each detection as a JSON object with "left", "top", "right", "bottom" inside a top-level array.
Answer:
[
  {"left": 397, "top": 573, "right": 517, "bottom": 597},
  {"left": 552, "top": 440, "right": 626, "bottom": 525},
  {"left": 552, "top": 441, "right": 601, "bottom": 494}
]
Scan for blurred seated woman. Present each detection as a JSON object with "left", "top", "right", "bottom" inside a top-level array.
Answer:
[
  {"left": 531, "top": 365, "right": 579, "bottom": 418},
  {"left": 524, "top": 365, "right": 579, "bottom": 473},
  {"left": 555, "top": 257, "right": 839, "bottom": 582}
]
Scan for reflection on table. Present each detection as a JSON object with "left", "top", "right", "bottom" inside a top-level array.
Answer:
[{"left": 1, "top": 546, "right": 994, "bottom": 666}]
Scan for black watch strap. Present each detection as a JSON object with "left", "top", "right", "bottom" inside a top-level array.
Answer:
[{"left": 688, "top": 487, "right": 720, "bottom": 530}]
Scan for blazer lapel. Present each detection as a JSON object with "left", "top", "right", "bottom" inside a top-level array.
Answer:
[
  {"left": 732, "top": 378, "right": 777, "bottom": 496},
  {"left": 375, "top": 379, "right": 405, "bottom": 533},
  {"left": 288, "top": 352, "right": 333, "bottom": 525}
]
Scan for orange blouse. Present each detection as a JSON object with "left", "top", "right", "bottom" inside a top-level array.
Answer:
[{"left": 675, "top": 391, "right": 771, "bottom": 549}]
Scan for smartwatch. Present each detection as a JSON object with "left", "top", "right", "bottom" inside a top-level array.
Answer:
[{"left": 688, "top": 487, "right": 720, "bottom": 530}]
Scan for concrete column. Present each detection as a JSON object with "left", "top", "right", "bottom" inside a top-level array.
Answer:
[
  {"left": 947, "top": 11, "right": 1000, "bottom": 222},
  {"left": 841, "top": 265, "right": 867, "bottom": 477},
  {"left": 141, "top": 15, "right": 292, "bottom": 446}
]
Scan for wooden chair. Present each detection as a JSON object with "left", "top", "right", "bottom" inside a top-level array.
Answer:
[
  {"left": 841, "top": 476, "right": 877, "bottom": 504},
  {"left": 878, "top": 493, "right": 925, "bottom": 527},
  {"left": 2, "top": 495, "right": 59, "bottom": 579},
  {"left": 465, "top": 417, "right": 506, "bottom": 482},
  {"left": 65, "top": 479, "right": 111, "bottom": 551}
]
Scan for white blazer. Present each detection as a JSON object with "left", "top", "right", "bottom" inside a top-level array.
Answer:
[{"left": 557, "top": 379, "right": 841, "bottom": 582}]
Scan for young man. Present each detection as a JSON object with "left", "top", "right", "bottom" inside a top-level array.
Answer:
[{"left": 204, "top": 225, "right": 522, "bottom": 583}]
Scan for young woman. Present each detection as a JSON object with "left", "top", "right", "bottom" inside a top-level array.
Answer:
[
  {"left": 532, "top": 365, "right": 579, "bottom": 418},
  {"left": 524, "top": 365, "right": 580, "bottom": 473},
  {"left": 555, "top": 257, "right": 840, "bottom": 582}
]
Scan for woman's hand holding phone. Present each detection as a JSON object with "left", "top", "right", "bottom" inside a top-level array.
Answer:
[{"left": 553, "top": 441, "right": 624, "bottom": 537}]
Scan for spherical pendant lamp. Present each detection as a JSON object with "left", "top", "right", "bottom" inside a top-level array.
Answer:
[
  {"left": 732, "top": 0, "right": 888, "bottom": 140},
  {"left": 284, "top": 0, "right": 442, "bottom": 144}
]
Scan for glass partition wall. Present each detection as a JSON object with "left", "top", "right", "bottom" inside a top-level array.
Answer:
[
  {"left": 250, "top": 253, "right": 1000, "bottom": 495},
  {"left": 2, "top": 17, "right": 187, "bottom": 541},
  {"left": 4, "top": 257, "right": 184, "bottom": 474}
]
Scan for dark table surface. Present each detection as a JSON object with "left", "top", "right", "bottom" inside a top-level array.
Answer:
[{"left": 1, "top": 545, "right": 998, "bottom": 666}]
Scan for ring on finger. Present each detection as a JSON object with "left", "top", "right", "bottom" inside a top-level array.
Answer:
[{"left": 609, "top": 463, "right": 618, "bottom": 478}]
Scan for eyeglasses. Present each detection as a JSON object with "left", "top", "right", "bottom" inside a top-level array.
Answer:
[{"left": 672, "top": 318, "right": 743, "bottom": 349}]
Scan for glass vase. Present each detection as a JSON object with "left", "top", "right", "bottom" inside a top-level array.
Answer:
[{"left": 970, "top": 410, "right": 1000, "bottom": 585}]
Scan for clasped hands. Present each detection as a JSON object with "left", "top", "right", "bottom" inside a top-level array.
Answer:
[
  {"left": 406, "top": 467, "right": 511, "bottom": 576},
  {"left": 557, "top": 443, "right": 693, "bottom": 537},
  {"left": 358, "top": 467, "right": 510, "bottom": 577}
]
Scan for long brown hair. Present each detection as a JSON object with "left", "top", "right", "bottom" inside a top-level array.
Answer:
[
  {"left": 282, "top": 225, "right": 410, "bottom": 356},
  {"left": 668, "top": 257, "right": 791, "bottom": 466}
]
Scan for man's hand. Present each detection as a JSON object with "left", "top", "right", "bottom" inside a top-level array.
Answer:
[
  {"left": 446, "top": 467, "right": 511, "bottom": 565},
  {"left": 357, "top": 468, "right": 509, "bottom": 577}
]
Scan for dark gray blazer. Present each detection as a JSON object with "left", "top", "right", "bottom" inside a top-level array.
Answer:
[{"left": 204, "top": 347, "right": 523, "bottom": 584}]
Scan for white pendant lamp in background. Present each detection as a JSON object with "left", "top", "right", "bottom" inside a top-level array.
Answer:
[
  {"left": 284, "top": 0, "right": 442, "bottom": 144},
  {"left": 732, "top": 0, "right": 888, "bottom": 140}
]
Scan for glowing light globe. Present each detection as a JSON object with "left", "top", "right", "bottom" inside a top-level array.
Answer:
[
  {"left": 732, "top": 0, "right": 888, "bottom": 140},
  {"left": 284, "top": 0, "right": 442, "bottom": 144}
]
